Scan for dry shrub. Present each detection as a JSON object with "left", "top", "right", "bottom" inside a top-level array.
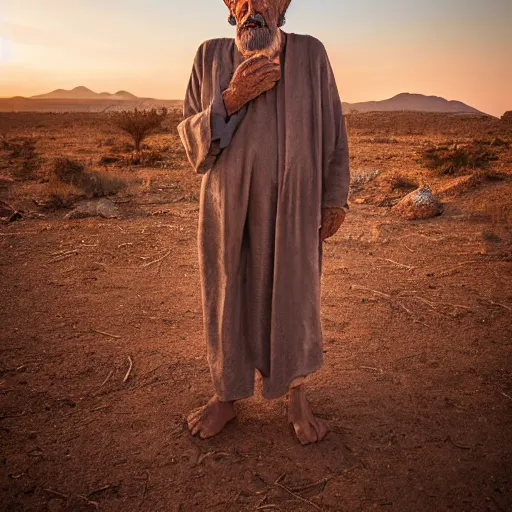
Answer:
[
  {"left": 50, "top": 157, "right": 126, "bottom": 199},
  {"left": 420, "top": 142, "right": 498, "bottom": 176},
  {"left": 46, "top": 180, "right": 83, "bottom": 208},
  {"left": 109, "top": 108, "right": 168, "bottom": 151},
  {"left": 123, "top": 149, "right": 164, "bottom": 166},
  {"left": 351, "top": 169, "right": 380, "bottom": 187},
  {"left": 4, "top": 137, "right": 43, "bottom": 181}
]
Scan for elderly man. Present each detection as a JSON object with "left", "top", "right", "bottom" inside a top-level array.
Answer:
[{"left": 178, "top": 0, "right": 350, "bottom": 445}]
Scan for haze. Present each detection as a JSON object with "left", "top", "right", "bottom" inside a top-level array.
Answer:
[{"left": 0, "top": 0, "right": 510, "bottom": 117}]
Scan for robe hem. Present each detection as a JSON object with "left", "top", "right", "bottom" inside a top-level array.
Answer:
[{"left": 261, "top": 360, "right": 324, "bottom": 400}]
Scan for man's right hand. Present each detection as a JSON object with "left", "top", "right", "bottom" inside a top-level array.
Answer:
[{"left": 222, "top": 55, "right": 281, "bottom": 116}]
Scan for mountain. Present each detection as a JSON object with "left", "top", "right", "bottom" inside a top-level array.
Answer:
[
  {"left": 31, "top": 86, "right": 140, "bottom": 101},
  {"left": 343, "top": 93, "right": 486, "bottom": 115}
]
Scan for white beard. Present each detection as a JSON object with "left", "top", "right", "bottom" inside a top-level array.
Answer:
[{"left": 235, "top": 28, "right": 282, "bottom": 59}]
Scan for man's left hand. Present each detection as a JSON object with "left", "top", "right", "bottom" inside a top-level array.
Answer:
[{"left": 320, "top": 207, "right": 346, "bottom": 241}]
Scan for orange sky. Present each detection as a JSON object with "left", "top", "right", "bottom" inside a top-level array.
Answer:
[{"left": 1, "top": 0, "right": 510, "bottom": 117}]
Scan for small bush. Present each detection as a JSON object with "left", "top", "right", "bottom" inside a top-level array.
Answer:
[
  {"left": 46, "top": 180, "right": 83, "bottom": 208},
  {"left": 50, "top": 157, "right": 126, "bottom": 199},
  {"left": 351, "top": 169, "right": 380, "bottom": 187},
  {"left": 109, "top": 108, "right": 168, "bottom": 151},
  {"left": 123, "top": 149, "right": 164, "bottom": 166},
  {"left": 420, "top": 143, "right": 498, "bottom": 176}
]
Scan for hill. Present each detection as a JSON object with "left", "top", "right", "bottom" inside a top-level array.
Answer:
[
  {"left": 31, "top": 86, "right": 140, "bottom": 101},
  {"left": 343, "top": 93, "right": 486, "bottom": 115}
]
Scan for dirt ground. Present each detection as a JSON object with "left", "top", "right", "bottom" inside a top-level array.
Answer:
[{"left": 1, "top": 111, "right": 511, "bottom": 512}]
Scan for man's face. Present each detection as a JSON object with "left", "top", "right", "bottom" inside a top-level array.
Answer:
[{"left": 227, "top": 0, "right": 288, "bottom": 55}]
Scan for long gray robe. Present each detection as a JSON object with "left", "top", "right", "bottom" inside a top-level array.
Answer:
[{"left": 178, "top": 32, "right": 350, "bottom": 401}]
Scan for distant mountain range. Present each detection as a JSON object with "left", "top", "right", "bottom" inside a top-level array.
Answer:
[
  {"left": 342, "top": 93, "right": 486, "bottom": 115},
  {"left": 30, "top": 86, "right": 139, "bottom": 101},
  {"left": 0, "top": 87, "right": 489, "bottom": 115}
]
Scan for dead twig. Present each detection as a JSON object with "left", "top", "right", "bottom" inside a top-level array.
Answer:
[
  {"left": 123, "top": 356, "right": 133, "bottom": 383},
  {"left": 49, "top": 253, "right": 77, "bottom": 263},
  {"left": 350, "top": 284, "right": 391, "bottom": 299},
  {"left": 51, "top": 249, "right": 79, "bottom": 257},
  {"left": 91, "top": 329, "right": 121, "bottom": 339},
  {"left": 274, "top": 481, "right": 323, "bottom": 511},
  {"left": 77, "top": 495, "right": 99, "bottom": 509},
  {"left": 437, "top": 260, "right": 478, "bottom": 276},
  {"left": 99, "top": 369, "right": 114, "bottom": 388},
  {"left": 445, "top": 436, "right": 471, "bottom": 450},
  {"left": 141, "top": 249, "right": 172, "bottom": 268},
  {"left": 44, "top": 488, "right": 68, "bottom": 500},
  {"left": 90, "top": 405, "right": 110, "bottom": 412},
  {"left": 377, "top": 258, "right": 416, "bottom": 271},
  {"left": 502, "top": 392, "right": 512, "bottom": 401},
  {"left": 87, "top": 483, "right": 115, "bottom": 497},
  {"left": 485, "top": 298, "right": 511, "bottom": 312},
  {"left": 289, "top": 475, "right": 334, "bottom": 493}
]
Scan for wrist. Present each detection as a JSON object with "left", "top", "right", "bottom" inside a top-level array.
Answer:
[{"left": 222, "top": 88, "right": 238, "bottom": 117}]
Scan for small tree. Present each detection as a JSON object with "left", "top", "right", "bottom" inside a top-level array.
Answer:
[{"left": 110, "top": 107, "right": 168, "bottom": 151}]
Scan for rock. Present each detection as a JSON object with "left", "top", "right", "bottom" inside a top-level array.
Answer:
[
  {"left": 65, "top": 198, "right": 120, "bottom": 219},
  {"left": 501, "top": 111, "right": 512, "bottom": 123},
  {"left": 0, "top": 200, "right": 22, "bottom": 222},
  {"left": 96, "top": 197, "right": 120, "bottom": 218},
  {"left": 391, "top": 185, "right": 443, "bottom": 220}
]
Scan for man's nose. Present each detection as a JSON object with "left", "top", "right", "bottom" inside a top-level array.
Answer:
[{"left": 244, "top": 0, "right": 258, "bottom": 16}]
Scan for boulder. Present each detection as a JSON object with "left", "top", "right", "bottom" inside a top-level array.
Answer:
[
  {"left": 392, "top": 185, "right": 443, "bottom": 220},
  {"left": 65, "top": 198, "right": 120, "bottom": 219}
]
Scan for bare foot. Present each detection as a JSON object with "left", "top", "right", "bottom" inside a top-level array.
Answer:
[
  {"left": 187, "top": 395, "right": 236, "bottom": 439},
  {"left": 288, "top": 384, "right": 329, "bottom": 445}
]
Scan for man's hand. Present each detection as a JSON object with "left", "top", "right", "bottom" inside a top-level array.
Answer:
[
  {"left": 320, "top": 207, "right": 346, "bottom": 241},
  {"left": 222, "top": 55, "right": 281, "bottom": 116}
]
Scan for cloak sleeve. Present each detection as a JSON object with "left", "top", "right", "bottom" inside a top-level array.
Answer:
[
  {"left": 318, "top": 42, "right": 351, "bottom": 210},
  {"left": 177, "top": 41, "right": 246, "bottom": 174}
]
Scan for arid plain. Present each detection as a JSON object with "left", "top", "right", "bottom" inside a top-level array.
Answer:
[{"left": 1, "top": 109, "right": 511, "bottom": 511}]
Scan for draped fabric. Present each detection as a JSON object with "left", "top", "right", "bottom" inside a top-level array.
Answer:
[{"left": 178, "top": 32, "right": 350, "bottom": 401}]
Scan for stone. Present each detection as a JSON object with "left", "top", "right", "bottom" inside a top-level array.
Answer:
[
  {"left": 65, "top": 198, "right": 120, "bottom": 220},
  {"left": 391, "top": 185, "right": 443, "bottom": 220}
]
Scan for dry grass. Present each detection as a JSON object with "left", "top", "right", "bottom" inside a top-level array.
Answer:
[
  {"left": 2, "top": 137, "right": 44, "bottom": 181},
  {"left": 46, "top": 157, "right": 127, "bottom": 206},
  {"left": 420, "top": 142, "right": 499, "bottom": 176},
  {"left": 351, "top": 169, "right": 381, "bottom": 187}
]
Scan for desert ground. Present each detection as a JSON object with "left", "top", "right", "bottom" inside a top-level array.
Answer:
[{"left": 0, "top": 109, "right": 511, "bottom": 512}]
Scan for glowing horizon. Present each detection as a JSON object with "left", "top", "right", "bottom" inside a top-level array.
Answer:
[{"left": 1, "top": 0, "right": 510, "bottom": 117}]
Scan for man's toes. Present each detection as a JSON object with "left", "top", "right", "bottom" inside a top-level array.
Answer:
[
  {"left": 312, "top": 417, "right": 329, "bottom": 441},
  {"left": 293, "top": 422, "right": 318, "bottom": 445},
  {"left": 191, "top": 421, "right": 203, "bottom": 437},
  {"left": 187, "top": 407, "right": 206, "bottom": 428},
  {"left": 187, "top": 414, "right": 202, "bottom": 431},
  {"left": 187, "top": 407, "right": 204, "bottom": 423}
]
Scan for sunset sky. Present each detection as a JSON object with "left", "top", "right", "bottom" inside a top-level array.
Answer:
[{"left": 0, "top": 0, "right": 510, "bottom": 116}]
